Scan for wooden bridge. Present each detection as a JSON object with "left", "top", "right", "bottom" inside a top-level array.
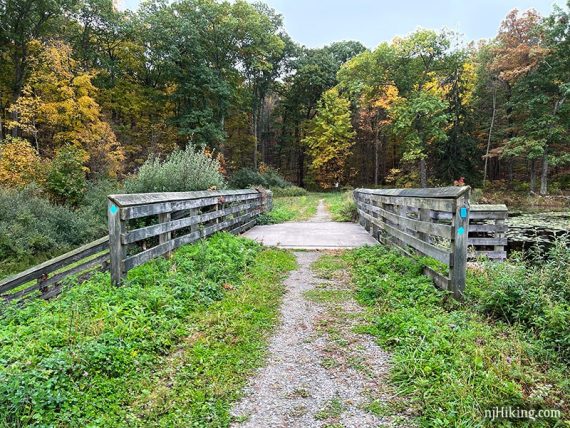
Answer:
[{"left": 0, "top": 187, "right": 507, "bottom": 303}]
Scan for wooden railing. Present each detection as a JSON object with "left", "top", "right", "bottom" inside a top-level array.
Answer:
[
  {"left": 0, "top": 188, "right": 271, "bottom": 303},
  {"left": 354, "top": 187, "right": 471, "bottom": 298},
  {"left": 0, "top": 237, "right": 110, "bottom": 302},
  {"left": 108, "top": 189, "right": 271, "bottom": 285},
  {"left": 431, "top": 204, "right": 508, "bottom": 260}
]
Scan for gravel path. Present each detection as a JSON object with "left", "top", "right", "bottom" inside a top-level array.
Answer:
[
  {"left": 230, "top": 250, "right": 412, "bottom": 427},
  {"left": 310, "top": 199, "right": 332, "bottom": 222}
]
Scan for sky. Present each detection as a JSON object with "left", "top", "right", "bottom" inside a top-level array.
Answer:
[{"left": 117, "top": 0, "right": 564, "bottom": 48}]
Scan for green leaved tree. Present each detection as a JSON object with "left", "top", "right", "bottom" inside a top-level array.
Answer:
[{"left": 303, "top": 88, "right": 355, "bottom": 188}]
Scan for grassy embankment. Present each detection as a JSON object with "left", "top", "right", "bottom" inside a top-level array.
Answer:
[
  {"left": 313, "top": 246, "right": 569, "bottom": 426},
  {"left": 0, "top": 233, "right": 296, "bottom": 427}
]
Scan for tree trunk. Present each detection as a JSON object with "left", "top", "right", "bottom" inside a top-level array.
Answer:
[
  {"left": 540, "top": 153, "right": 548, "bottom": 195},
  {"left": 374, "top": 136, "right": 380, "bottom": 186},
  {"left": 483, "top": 88, "right": 496, "bottom": 186},
  {"left": 252, "top": 108, "right": 258, "bottom": 169},
  {"left": 529, "top": 159, "right": 536, "bottom": 193},
  {"left": 419, "top": 159, "right": 427, "bottom": 188}
]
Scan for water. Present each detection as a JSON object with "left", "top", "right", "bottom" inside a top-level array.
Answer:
[{"left": 506, "top": 210, "right": 570, "bottom": 253}]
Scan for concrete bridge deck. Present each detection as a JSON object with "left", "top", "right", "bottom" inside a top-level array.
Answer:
[{"left": 243, "top": 200, "right": 377, "bottom": 249}]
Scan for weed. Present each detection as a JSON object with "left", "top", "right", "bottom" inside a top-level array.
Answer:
[
  {"left": 348, "top": 245, "right": 569, "bottom": 426},
  {"left": 315, "top": 396, "right": 344, "bottom": 420},
  {"left": 0, "top": 233, "right": 296, "bottom": 427}
]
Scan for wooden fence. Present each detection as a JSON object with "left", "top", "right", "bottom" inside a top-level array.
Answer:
[
  {"left": 0, "top": 237, "right": 110, "bottom": 302},
  {"left": 430, "top": 204, "right": 508, "bottom": 260},
  {"left": 108, "top": 189, "right": 271, "bottom": 285},
  {"left": 0, "top": 189, "right": 271, "bottom": 303},
  {"left": 354, "top": 187, "right": 509, "bottom": 298},
  {"left": 354, "top": 187, "right": 471, "bottom": 298}
]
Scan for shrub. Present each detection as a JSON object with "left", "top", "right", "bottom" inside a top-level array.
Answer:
[
  {"left": 0, "top": 137, "right": 44, "bottom": 188},
  {"left": 271, "top": 186, "right": 307, "bottom": 197},
  {"left": 45, "top": 146, "right": 88, "bottom": 206},
  {"left": 327, "top": 192, "right": 357, "bottom": 222},
  {"left": 125, "top": 146, "right": 225, "bottom": 193},
  {"left": 0, "top": 187, "right": 104, "bottom": 276},
  {"left": 229, "top": 166, "right": 292, "bottom": 189},
  {"left": 469, "top": 239, "right": 570, "bottom": 362}
]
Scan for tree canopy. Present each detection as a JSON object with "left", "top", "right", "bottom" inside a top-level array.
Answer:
[{"left": 0, "top": 0, "right": 569, "bottom": 194}]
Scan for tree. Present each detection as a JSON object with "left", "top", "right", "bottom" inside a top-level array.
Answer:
[
  {"left": 0, "top": 137, "right": 44, "bottom": 187},
  {"left": 6, "top": 40, "right": 124, "bottom": 177},
  {"left": 303, "top": 88, "right": 355, "bottom": 188},
  {"left": 390, "top": 90, "right": 449, "bottom": 187}
]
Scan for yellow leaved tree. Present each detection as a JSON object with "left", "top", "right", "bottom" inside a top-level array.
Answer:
[
  {"left": 7, "top": 40, "right": 124, "bottom": 177},
  {"left": 0, "top": 137, "right": 45, "bottom": 188}
]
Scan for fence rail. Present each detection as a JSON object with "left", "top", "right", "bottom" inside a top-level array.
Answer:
[
  {"left": 0, "top": 237, "right": 110, "bottom": 302},
  {"left": 108, "top": 188, "right": 271, "bottom": 285},
  {"left": 430, "top": 204, "right": 508, "bottom": 260},
  {"left": 355, "top": 187, "right": 510, "bottom": 298},
  {"left": 1, "top": 189, "right": 271, "bottom": 303},
  {"left": 355, "top": 186, "right": 471, "bottom": 298}
]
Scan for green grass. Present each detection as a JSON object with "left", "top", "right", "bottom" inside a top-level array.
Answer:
[
  {"left": 258, "top": 193, "right": 323, "bottom": 224},
  {"left": 256, "top": 191, "right": 357, "bottom": 224},
  {"left": 348, "top": 245, "right": 569, "bottom": 427},
  {"left": 0, "top": 233, "right": 296, "bottom": 427},
  {"left": 322, "top": 192, "right": 357, "bottom": 222}
]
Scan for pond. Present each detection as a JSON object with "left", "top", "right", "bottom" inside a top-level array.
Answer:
[{"left": 506, "top": 209, "right": 570, "bottom": 254}]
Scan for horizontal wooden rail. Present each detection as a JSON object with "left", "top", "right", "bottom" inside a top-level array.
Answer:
[
  {"left": 355, "top": 186, "right": 471, "bottom": 298},
  {"left": 0, "top": 189, "right": 272, "bottom": 304},
  {"left": 0, "top": 237, "right": 110, "bottom": 302},
  {"left": 355, "top": 188, "right": 509, "bottom": 298},
  {"left": 108, "top": 188, "right": 271, "bottom": 285},
  {"left": 467, "top": 204, "right": 508, "bottom": 260}
]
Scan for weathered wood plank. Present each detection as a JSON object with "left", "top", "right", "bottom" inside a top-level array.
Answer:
[
  {"left": 122, "top": 201, "right": 260, "bottom": 244},
  {"left": 121, "top": 193, "right": 260, "bottom": 220},
  {"left": 229, "top": 219, "right": 257, "bottom": 235},
  {"left": 468, "top": 223, "right": 508, "bottom": 233},
  {"left": 355, "top": 186, "right": 470, "bottom": 199},
  {"left": 109, "top": 189, "right": 258, "bottom": 207},
  {"left": 468, "top": 237, "right": 508, "bottom": 246},
  {"left": 0, "top": 236, "right": 109, "bottom": 293},
  {"left": 423, "top": 266, "right": 450, "bottom": 291},
  {"left": 2, "top": 253, "right": 109, "bottom": 301},
  {"left": 108, "top": 199, "right": 126, "bottom": 286},
  {"left": 471, "top": 204, "right": 508, "bottom": 212},
  {"left": 123, "top": 209, "right": 260, "bottom": 271},
  {"left": 470, "top": 251, "right": 507, "bottom": 259},
  {"left": 357, "top": 208, "right": 451, "bottom": 264},
  {"left": 358, "top": 193, "right": 455, "bottom": 212},
  {"left": 449, "top": 192, "right": 470, "bottom": 299},
  {"left": 158, "top": 212, "right": 172, "bottom": 258},
  {"left": 365, "top": 203, "right": 452, "bottom": 239},
  {"left": 468, "top": 211, "right": 508, "bottom": 220}
]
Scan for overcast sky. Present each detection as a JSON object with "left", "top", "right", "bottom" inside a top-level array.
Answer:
[{"left": 118, "top": 0, "right": 564, "bottom": 48}]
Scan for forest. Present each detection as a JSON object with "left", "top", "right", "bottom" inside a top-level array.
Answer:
[{"left": 1, "top": 0, "right": 569, "bottom": 193}]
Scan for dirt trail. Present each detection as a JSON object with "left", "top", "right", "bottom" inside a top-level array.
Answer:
[
  {"left": 231, "top": 202, "right": 411, "bottom": 427},
  {"left": 309, "top": 199, "right": 332, "bottom": 222}
]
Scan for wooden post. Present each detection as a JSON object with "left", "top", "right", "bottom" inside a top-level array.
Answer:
[
  {"left": 449, "top": 190, "right": 470, "bottom": 299},
  {"left": 158, "top": 212, "right": 172, "bottom": 258},
  {"left": 418, "top": 208, "right": 431, "bottom": 242},
  {"left": 108, "top": 198, "right": 126, "bottom": 286},
  {"left": 495, "top": 218, "right": 505, "bottom": 255},
  {"left": 371, "top": 196, "right": 379, "bottom": 239}
]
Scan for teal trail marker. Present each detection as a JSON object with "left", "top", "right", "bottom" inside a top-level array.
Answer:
[
  {"left": 458, "top": 226, "right": 465, "bottom": 235},
  {"left": 110, "top": 204, "right": 118, "bottom": 215}
]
